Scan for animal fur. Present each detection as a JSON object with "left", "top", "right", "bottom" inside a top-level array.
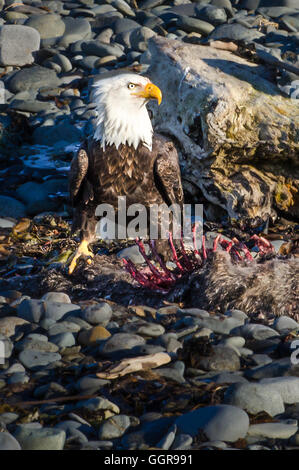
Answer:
[{"left": 184, "top": 251, "right": 299, "bottom": 318}]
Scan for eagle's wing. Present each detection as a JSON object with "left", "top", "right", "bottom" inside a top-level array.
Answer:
[
  {"left": 69, "top": 144, "right": 90, "bottom": 205},
  {"left": 154, "top": 136, "right": 184, "bottom": 207}
]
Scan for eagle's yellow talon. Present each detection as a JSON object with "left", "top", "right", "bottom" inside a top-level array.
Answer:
[{"left": 68, "top": 240, "right": 94, "bottom": 275}]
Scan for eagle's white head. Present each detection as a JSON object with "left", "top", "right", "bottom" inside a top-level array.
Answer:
[{"left": 91, "top": 73, "right": 162, "bottom": 152}]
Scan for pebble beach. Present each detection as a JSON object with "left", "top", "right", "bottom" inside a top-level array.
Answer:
[{"left": 0, "top": 0, "right": 298, "bottom": 452}]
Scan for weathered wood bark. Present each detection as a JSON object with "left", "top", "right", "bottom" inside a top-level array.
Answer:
[{"left": 147, "top": 37, "right": 299, "bottom": 224}]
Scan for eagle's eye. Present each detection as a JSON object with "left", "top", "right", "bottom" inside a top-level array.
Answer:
[{"left": 128, "top": 83, "right": 136, "bottom": 90}]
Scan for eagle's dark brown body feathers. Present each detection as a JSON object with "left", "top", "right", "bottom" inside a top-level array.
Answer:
[{"left": 69, "top": 134, "right": 183, "bottom": 246}]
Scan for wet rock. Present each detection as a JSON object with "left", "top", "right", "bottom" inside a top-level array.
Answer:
[
  {"left": 0, "top": 25, "right": 40, "bottom": 66},
  {"left": 176, "top": 405, "right": 249, "bottom": 442}
]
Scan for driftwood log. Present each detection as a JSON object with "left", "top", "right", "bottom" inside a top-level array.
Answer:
[{"left": 147, "top": 37, "right": 299, "bottom": 225}]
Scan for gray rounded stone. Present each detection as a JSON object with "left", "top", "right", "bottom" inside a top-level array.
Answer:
[
  {"left": 0, "top": 196, "right": 26, "bottom": 219},
  {"left": 0, "top": 25, "right": 40, "bottom": 66},
  {"left": 117, "top": 244, "right": 149, "bottom": 264},
  {"left": 224, "top": 382, "right": 285, "bottom": 417},
  {"left": 137, "top": 323, "right": 165, "bottom": 337},
  {"left": 18, "top": 299, "right": 44, "bottom": 323},
  {"left": 248, "top": 422, "right": 298, "bottom": 439},
  {"left": 0, "top": 335, "right": 13, "bottom": 359},
  {"left": 156, "top": 424, "right": 177, "bottom": 450},
  {"left": 0, "top": 218, "right": 16, "bottom": 228},
  {"left": 41, "top": 292, "right": 71, "bottom": 304},
  {"left": 0, "top": 432, "right": 21, "bottom": 450},
  {"left": 231, "top": 323, "right": 279, "bottom": 340},
  {"left": 81, "top": 40, "right": 124, "bottom": 58},
  {"left": 75, "top": 375, "right": 110, "bottom": 393},
  {"left": 8, "top": 65, "right": 59, "bottom": 93},
  {"left": 49, "top": 332, "right": 75, "bottom": 348},
  {"left": 195, "top": 4, "right": 227, "bottom": 25},
  {"left": 59, "top": 17, "right": 91, "bottom": 47},
  {"left": 198, "top": 346, "right": 240, "bottom": 372},
  {"left": 15, "top": 338, "right": 59, "bottom": 353},
  {"left": 200, "top": 316, "right": 244, "bottom": 334},
  {"left": 25, "top": 14, "right": 65, "bottom": 43},
  {"left": 260, "top": 377, "right": 299, "bottom": 404},
  {"left": 176, "top": 405, "right": 249, "bottom": 442},
  {"left": 32, "top": 121, "right": 82, "bottom": 146},
  {"left": 130, "top": 26, "right": 157, "bottom": 51},
  {"left": 7, "top": 372, "right": 29, "bottom": 385},
  {"left": 113, "top": 17, "right": 139, "bottom": 34},
  {"left": 273, "top": 316, "right": 299, "bottom": 333},
  {"left": 47, "top": 321, "right": 81, "bottom": 336},
  {"left": 176, "top": 16, "right": 215, "bottom": 35},
  {"left": 18, "top": 350, "right": 61, "bottom": 370},
  {"left": 172, "top": 433, "right": 193, "bottom": 450},
  {"left": 98, "top": 415, "right": 131, "bottom": 440},
  {"left": 43, "top": 301, "right": 81, "bottom": 321},
  {"left": 14, "top": 425, "right": 66, "bottom": 450},
  {"left": 99, "top": 332, "right": 146, "bottom": 357},
  {"left": 209, "top": 23, "right": 264, "bottom": 41},
  {"left": 80, "top": 302, "right": 112, "bottom": 326}
]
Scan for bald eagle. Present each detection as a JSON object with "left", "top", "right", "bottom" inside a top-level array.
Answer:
[{"left": 68, "top": 73, "right": 183, "bottom": 274}]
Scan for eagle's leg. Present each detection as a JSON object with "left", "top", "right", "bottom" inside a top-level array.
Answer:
[
  {"left": 68, "top": 205, "right": 97, "bottom": 275},
  {"left": 68, "top": 239, "right": 94, "bottom": 274}
]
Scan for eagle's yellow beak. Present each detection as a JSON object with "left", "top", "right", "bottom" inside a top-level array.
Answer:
[{"left": 134, "top": 82, "right": 162, "bottom": 105}]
